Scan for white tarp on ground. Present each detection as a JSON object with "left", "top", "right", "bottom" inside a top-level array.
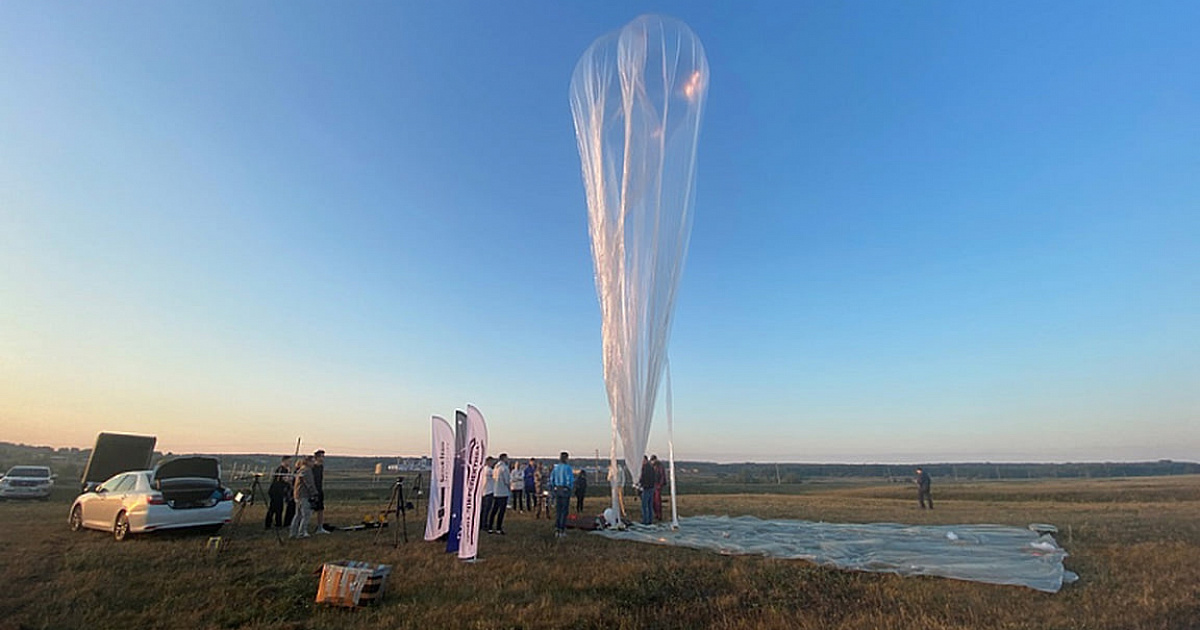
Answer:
[{"left": 593, "top": 515, "right": 1078, "bottom": 593}]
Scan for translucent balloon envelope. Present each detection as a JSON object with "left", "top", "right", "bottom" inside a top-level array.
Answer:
[{"left": 570, "top": 15, "right": 708, "bottom": 514}]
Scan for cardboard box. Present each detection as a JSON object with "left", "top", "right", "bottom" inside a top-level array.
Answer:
[{"left": 315, "top": 561, "right": 391, "bottom": 607}]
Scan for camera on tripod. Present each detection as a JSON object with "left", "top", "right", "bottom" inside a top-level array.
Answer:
[{"left": 374, "top": 474, "right": 419, "bottom": 546}]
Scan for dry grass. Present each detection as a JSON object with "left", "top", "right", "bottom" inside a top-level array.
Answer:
[{"left": 1, "top": 476, "right": 1197, "bottom": 629}]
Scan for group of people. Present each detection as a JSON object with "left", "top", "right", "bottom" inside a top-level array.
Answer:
[
  {"left": 494, "top": 457, "right": 588, "bottom": 515},
  {"left": 263, "top": 449, "right": 330, "bottom": 539},
  {"left": 637, "top": 454, "right": 668, "bottom": 525},
  {"left": 479, "top": 452, "right": 588, "bottom": 537},
  {"left": 261, "top": 451, "right": 937, "bottom": 542}
]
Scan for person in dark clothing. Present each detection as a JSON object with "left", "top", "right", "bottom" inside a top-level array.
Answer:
[
  {"left": 283, "top": 457, "right": 297, "bottom": 527},
  {"left": 480, "top": 456, "right": 496, "bottom": 532},
  {"left": 312, "top": 450, "right": 329, "bottom": 533},
  {"left": 638, "top": 456, "right": 656, "bottom": 525},
  {"left": 573, "top": 468, "right": 588, "bottom": 514},
  {"left": 524, "top": 459, "right": 538, "bottom": 512},
  {"left": 265, "top": 455, "right": 292, "bottom": 529},
  {"left": 916, "top": 467, "right": 933, "bottom": 509},
  {"left": 651, "top": 455, "right": 665, "bottom": 522}
]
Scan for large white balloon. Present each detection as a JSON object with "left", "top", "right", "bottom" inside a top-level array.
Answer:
[{"left": 570, "top": 15, "right": 708, "bottom": 519}]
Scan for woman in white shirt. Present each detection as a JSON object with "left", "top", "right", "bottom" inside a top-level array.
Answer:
[
  {"left": 510, "top": 463, "right": 525, "bottom": 511},
  {"left": 488, "top": 454, "right": 512, "bottom": 534}
]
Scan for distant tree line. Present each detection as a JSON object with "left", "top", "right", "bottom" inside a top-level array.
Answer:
[
  {"left": 697, "top": 460, "right": 1200, "bottom": 483},
  {"left": 2, "top": 442, "right": 1196, "bottom": 483}
]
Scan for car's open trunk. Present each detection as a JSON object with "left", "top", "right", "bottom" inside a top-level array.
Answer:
[
  {"left": 154, "top": 457, "right": 223, "bottom": 509},
  {"left": 81, "top": 433, "right": 157, "bottom": 490}
]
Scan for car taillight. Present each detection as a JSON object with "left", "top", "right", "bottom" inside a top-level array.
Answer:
[
  {"left": 221, "top": 489, "right": 233, "bottom": 501},
  {"left": 147, "top": 494, "right": 167, "bottom": 505}
]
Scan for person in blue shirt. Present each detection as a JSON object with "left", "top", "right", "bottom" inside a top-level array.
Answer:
[{"left": 549, "top": 452, "right": 575, "bottom": 537}]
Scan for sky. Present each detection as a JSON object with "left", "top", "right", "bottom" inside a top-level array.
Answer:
[{"left": 1, "top": 2, "right": 1197, "bottom": 464}]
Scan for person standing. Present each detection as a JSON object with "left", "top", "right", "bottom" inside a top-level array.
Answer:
[
  {"left": 311, "top": 450, "right": 329, "bottom": 534},
  {"left": 638, "top": 455, "right": 656, "bottom": 525},
  {"left": 265, "top": 455, "right": 291, "bottom": 529},
  {"left": 290, "top": 456, "right": 318, "bottom": 539},
  {"left": 609, "top": 463, "right": 627, "bottom": 522},
  {"left": 480, "top": 456, "right": 496, "bottom": 532},
  {"left": 573, "top": 468, "right": 588, "bottom": 514},
  {"left": 283, "top": 457, "right": 298, "bottom": 527},
  {"left": 489, "top": 454, "right": 511, "bottom": 534},
  {"left": 916, "top": 467, "right": 933, "bottom": 509},
  {"left": 537, "top": 463, "right": 552, "bottom": 519},
  {"left": 523, "top": 459, "right": 538, "bottom": 513},
  {"left": 510, "top": 462, "right": 525, "bottom": 511},
  {"left": 651, "top": 455, "right": 665, "bottom": 522},
  {"left": 550, "top": 452, "right": 575, "bottom": 537}
]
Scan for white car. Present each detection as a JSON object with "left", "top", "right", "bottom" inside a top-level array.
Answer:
[
  {"left": 68, "top": 456, "right": 233, "bottom": 541},
  {"left": 0, "top": 466, "right": 55, "bottom": 500}
]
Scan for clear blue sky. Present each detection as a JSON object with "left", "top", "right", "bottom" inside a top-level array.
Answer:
[{"left": 2, "top": 2, "right": 1196, "bottom": 463}]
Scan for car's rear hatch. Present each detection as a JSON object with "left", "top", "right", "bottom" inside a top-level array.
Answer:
[
  {"left": 153, "top": 456, "right": 223, "bottom": 509},
  {"left": 80, "top": 433, "right": 157, "bottom": 490}
]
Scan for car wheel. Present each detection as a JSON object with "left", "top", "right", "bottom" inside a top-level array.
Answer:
[
  {"left": 70, "top": 505, "right": 84, "bottom": 532},
  {"left": 113, "top": 512, "right": 130, "bottom": 541}
]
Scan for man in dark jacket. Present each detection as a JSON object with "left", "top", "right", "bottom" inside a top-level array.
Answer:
[
  {"left": 573, "top": 468, "right": 588, "bottom": 514},
  {"left": 265, "top": 455, "right": 291, "bottom": 529},
  {"left": 312, "top": 450, "right": 329, "bottom": 533},
  {"left": 638, "top": 456, "right": 656, "bottom": 525},
  {"left": 916, "top": 467, "right": 933, "bottom": 509},
  {"left": 524, "top": 459, "right": 538, "bottom": 512}
]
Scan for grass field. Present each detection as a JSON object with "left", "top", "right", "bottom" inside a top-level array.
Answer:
[{"left": 1, "top": 475, "right": 1197, "bottom": 629}]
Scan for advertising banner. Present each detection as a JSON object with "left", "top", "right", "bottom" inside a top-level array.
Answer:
[
  {"left": 424, "top": 415, "right": 454, "bottom": 541},
  {"left": 457, "top": 404, "right": 489, "bottom": 560},
  {"left": 445, "top": 409, "right": 468, "bottom": 553}
]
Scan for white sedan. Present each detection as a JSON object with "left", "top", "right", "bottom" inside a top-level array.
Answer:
[{"left": 68, "top": 456, "right": 233, "bottom": 541}]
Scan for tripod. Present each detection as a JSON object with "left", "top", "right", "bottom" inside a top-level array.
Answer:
[
  {"left": 231, "top": 475, "right": 264, "bottom": 526},
  {"left": 228, "top": 473, "right": 284, "bottom": 544},
  {"left": 374, "top": 476, "right": 416, "bottom": 547},
  {"left": 410, "top": 473, "right": 423, "bottom": 521}
]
